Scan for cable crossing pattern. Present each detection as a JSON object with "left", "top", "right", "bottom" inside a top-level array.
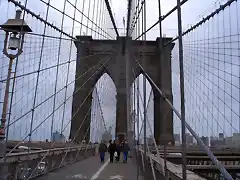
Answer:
[{"left": 0, "top": 0, "right": 239, "bottom": 180}]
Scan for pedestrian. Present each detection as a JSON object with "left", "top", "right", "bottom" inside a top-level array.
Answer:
[
  {"left": 119, "top": 141, "right": 124, "bottom": 162},
  {"left": 98, "top": 141, "right": 107, "bottom": 163},
  {"left": 115, "top": 140, "right": 121, "bottom": 162},
  {"left": 123, "top": 141, "right": 130, "bottom": 163},
  {"left": 94, "top": 142, "right": 99, "bottom": 156},
  {"left": 108, "top": 140, "right": 116, "bottom": 163}
]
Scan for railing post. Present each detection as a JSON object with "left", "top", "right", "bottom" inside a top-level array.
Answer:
[{"left": 46, "top": 156, "right": 53, "bottom": 172}]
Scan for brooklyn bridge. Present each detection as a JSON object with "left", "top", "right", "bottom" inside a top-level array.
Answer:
[{"left": 0, "top": 0, "right": 240, "bottom": 179}]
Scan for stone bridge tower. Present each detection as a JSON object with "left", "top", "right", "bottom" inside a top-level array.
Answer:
[{"left": 70, "top": 36, "right": 175, "bottom": 145}]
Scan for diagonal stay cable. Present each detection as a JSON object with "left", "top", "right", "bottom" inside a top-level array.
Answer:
[
  {"left": 71, "top": 85, "right": 109, "bottom": 162},
  {"left": 131, "top": 67, "right": 152, "bottom": 137},
  {"left": 95, "top": 86, "right": 107, "bottom": 132},
  {"left": 129, "top": 0, "right": 141, "bottom": 33},
  {"left": 146, "top": 138, "right": 157, "bottom": 180},
  {"left": 99, "top": 78, "right": 115, "bottom": 132},
  {"left": 132, "top": 71, "right": 165, "bottom": 174},
  {"left": 135, "top": 0, "right": 188, "bottom": 40},
  {"left": 28, "top": 102, "right": 92, "bottom": 179},
  {"left": 4, "top": 86, "right": 92, "bottom": 161},
  {"left": 133, "top": 55, "right": 234, "bottom": 180},
  {"left": 7, "top": 0, "right": 75, "bottom": 39},
  {"left": 0, "top": 45, "right": 113, "bottom": 83},
  {"left": 2, "top": 53, "right": 114, "bottom": 158},
  {"left": 164, "top": 0, "right": 236, "bottom": 46},
  {"left": 126, "top": 0, "right": 133, "bottom": 37},
  {"left": 4, "top": 51, "right": 115, "bottom": 129},
  {"left": 39, "top": 0, "right": 112, "bottom": 40},
  {"left": 5, "top": 53, "right": 113, "bottom": 156},
  {"left": 57, "top": 105, "right": 92, "bottom": 169},
  {"left": 104, "top": 0, "right": 119, "bottom": 37},
  {"left": 130, "top": 0, "right": 144, "bottom": 35},
  {"left": 60, "top": 0, "right": 78, "bottom": 135},
  {"left": 73, "top": 125, "right": 92, "bottom": 163},
  {"left": 66, "top": 0, "right": 114, "bottom": 39},
  {"left": 138, "top": 90, "right": 152, "bottom": 139}
]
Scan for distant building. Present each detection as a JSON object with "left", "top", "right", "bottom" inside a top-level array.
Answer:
[
  {"left": 225, "top": 137, "right": 233, "bottom": 147},
  {"left": 51, "top": 131, "right": 65, "bottom": 142},
  {"left": 210, "top": 138, "right": 225, "bottom": 147},
  {"left": 186, "top": 133, "right": 193, "bottom": 145},
  {"left": 199, "top": 136, "right": 209, "bottom": 146},
  {"left": 232, "top": 133, "right": 240, "bottom": 147},
  {"left": 174, "top": 134, "right": 180, "bottom": 144},
  {"left": 219, "top": 133, "right": 224, "bottom": 140},
  {"left": 173, "top": 133, "right": 193, "bottom": 145}
]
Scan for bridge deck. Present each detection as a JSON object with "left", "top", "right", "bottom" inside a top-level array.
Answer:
[{"left": 36, "top": 155, "right": 144, "bottom": 180}]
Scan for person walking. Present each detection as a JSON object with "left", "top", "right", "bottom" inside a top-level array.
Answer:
[
  {"left": 115, "top": 140, "right": 121, "bottom": 162},
  {"left": 108, "top": 140, "right": 116, "bottom": 163},
  {"left": 119, "top": 141, "right": 124, "bottom": 162},
  {"left": 98, "top": 141, "right": 107, "bottom": 163},
  {"left": 123, "top": 141, "right": 130, "bottom": 163}
]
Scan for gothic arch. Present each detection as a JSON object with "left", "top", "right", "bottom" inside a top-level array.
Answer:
[
  {"left": 90, "top": 73, "right": 117, "bottom": 142},
  {"left": 71, "top": 36, "right": 174, "bottom": 144}
]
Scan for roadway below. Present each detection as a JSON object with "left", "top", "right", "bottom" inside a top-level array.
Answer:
[{"left": 35, "top": 155, "right": 144, "bottom": 180}]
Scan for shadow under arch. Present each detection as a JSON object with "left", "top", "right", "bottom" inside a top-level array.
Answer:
[{"left": 90, "top": 73, "right": 117, "bottom": 143}]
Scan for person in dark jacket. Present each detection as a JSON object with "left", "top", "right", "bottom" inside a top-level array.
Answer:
[
  {"left": 123, "top": 141, "right": 130, "bottom": 163},
  {"left": 115, "top": 140, "right": 121, "bottom": 162},
  {"left": 108, "top": 140, "right": 116, "bottom": 163},
  {"left": 99, "top": 141, "right": 107, "bottom": 162}
]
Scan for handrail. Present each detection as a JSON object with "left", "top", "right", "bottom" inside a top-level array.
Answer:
[
  {"left": 6, "top": 145, "right": 90, "bottom": 157},
  {"left": 0, "top": 145, "right": 93, "bottom": 163}
]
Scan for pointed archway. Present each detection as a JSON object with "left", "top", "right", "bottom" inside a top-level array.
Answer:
[{"left": 90, "top": 73, "right": 116, "bottom": 143}]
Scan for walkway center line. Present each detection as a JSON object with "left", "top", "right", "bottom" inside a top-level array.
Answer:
[{"left": 90, "top": 158, "right": 110, "bottom": 180}]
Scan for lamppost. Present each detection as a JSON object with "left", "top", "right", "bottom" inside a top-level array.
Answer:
[{"left": 0, "top": 9, "right": 32, "bottom": 157}]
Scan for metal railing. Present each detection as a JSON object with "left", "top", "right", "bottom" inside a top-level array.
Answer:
[
  {"left": 134, "top": 147, "right": 206, "bottom": 180},
  {"left": 0, "top": 145, "right": 95, "bottom": 180}
]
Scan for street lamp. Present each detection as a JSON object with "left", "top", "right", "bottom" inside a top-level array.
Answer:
[{"left": 0, "top": 9, "right": 32, "bottom": 156}]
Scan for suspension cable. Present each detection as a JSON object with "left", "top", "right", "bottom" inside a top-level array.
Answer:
[
  {"left": 133, "top": 55, "right": 234, "bottom": 180},
  {"left": 2, "top": 53, "right": 114, "bottom": 159},
  {"left": 104, "top": 0, "right": 119, "bottom": 37}
]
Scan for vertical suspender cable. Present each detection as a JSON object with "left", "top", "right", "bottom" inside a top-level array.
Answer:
[
  {"left": 50, "top": 0, "right": 67, "bottom": 142},
  {"left": 142, "top": 0, "right": 147, "bottom": 177},
  {"left": 86, "top": 0, "right": 92, "bottom": 35},
  {"left": 80, "top": 0, "right": 86, "bottom": 35},
  {"left": 60, "top": 0, "right": 78, "bottom": 135},
  {"left": 28, "top": 0, "right": 50, "bottom": 144},
  {"left": 176, "top": 0, "right": 187, "bottom": 179},
  {"left": 91, "top": 0, "right": 96, "bottom": 36},
  {"left": 95, "top": 0, "right": 100, "bottom": 38},
  {"left": 157, "top": 0, "right": 167, "bottom": 175}
]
